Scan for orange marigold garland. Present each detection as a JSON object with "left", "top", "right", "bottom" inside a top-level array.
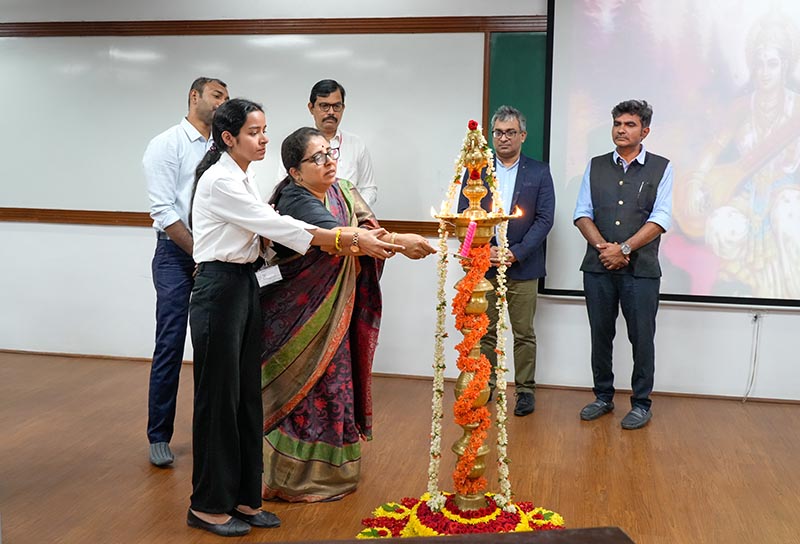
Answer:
[
  {"left": 356, "top": 119, "right": 565, "bottom": 539},
  {"left": 450, "top": 244, "right": 492, "bottom": 495}
]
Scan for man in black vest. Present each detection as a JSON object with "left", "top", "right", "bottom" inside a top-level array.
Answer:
[{"left": 573, "top": 100, "right": 673, "bottom": 430}]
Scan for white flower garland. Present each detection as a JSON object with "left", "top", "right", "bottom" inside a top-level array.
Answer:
[
  {"left": 492, "top": 219, "right": 514, "bottom": 511},
  {"left": 485, "top": 160, "right": 501, "bottom": 213},
  {"left": 427, "top": 121, "right": 512, "bottom": 513},
  {"left": 426, "top": 220, "right": 450, "bottom": 512},
  {"left": 441, "top": 167, "right": 464, "bottom": 217},
  {"left": 426, "top": 128, "right": 473, "bottom": 513},
  {"left": 441, "top": 124, "right": 497, "bottom": 216}
]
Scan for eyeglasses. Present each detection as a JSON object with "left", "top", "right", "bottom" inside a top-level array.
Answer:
[
  {"left": 492, "top": 129, "right": 520, "bottom": 139},
  {"left": 300, "top": 147, "right": 340, "bottom": 166},
  {"left": 317, "top": 102, "right": 344, "bottom": 113}
]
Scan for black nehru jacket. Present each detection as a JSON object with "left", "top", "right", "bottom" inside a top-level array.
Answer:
[{"left": 579, "top": 151, "right": 669, "bottom": 278}]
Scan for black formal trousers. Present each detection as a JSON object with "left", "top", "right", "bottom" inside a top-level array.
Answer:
[
  {"left": 188, "top": 261, "right": 263, "bottom": 513},
  {"left": 583, "top": 271, "right": 660, "bottom": 411}
]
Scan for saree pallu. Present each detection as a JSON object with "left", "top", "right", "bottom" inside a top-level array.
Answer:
[{"left": 260, "top": 180, "right": 382, "bottom": 502}]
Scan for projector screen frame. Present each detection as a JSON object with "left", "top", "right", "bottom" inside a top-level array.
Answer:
[{"left": 538, "top": 0, "right": 800, "bottom": 309}]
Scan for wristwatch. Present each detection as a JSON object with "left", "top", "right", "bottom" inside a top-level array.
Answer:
[
  {"left": 350, "top": 231, "right": 360, "bottom": 253},
  {"left": 620, "top": 242, "right": 632, "bottom": 256}
]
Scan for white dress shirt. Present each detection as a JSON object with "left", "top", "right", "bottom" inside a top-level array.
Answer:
[
  {"left": 143, "top": 117, "right": 210, "bottom": 232},
  {"left": 192, "top": 152, "right": 314, "bottom": 264},
  {"left": 329, "top": 129, "right": 376, "bottom": 206},
  {"left": 495, "top": 157, "right": 520, "bottom": 212}
]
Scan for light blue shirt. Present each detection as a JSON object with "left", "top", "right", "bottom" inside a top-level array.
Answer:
[
  {"left": 572, "top": 144, "right": 673, "bottom": 231},
  {"left": 495, "top": 157, "right": 520, "bottom": 212},
  {"left": 143, "top": 117, "right": 212, "bottom": 232}
]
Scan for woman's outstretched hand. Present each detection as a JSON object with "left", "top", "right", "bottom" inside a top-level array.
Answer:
[
  {"left": 359, "top": 228, "right": 405, "bottom": 259},
  {"left": 397, "top": 234, "right": 437, "bottom": 260}
]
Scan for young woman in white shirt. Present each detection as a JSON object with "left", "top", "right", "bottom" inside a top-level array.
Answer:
[{"left": 186, "top": 98, "right": 400, "bottom": 537}]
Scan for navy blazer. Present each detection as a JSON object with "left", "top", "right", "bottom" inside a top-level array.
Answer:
[{"left": 457, "top": 153, "right": 555, "bottom": 281}]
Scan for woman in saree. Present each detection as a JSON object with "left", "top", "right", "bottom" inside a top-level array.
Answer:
[{"left": 259, "top": 127, "right": 436, "bottom": 502}]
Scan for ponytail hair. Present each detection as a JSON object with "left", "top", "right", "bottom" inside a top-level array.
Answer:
[
  {"left": 194, "top": 142, "right": 223, "bottom": 186},
  {"left": 190, "top": 97, "right": 264, "bottom": 227},
  {"left": 269, "top": 126, "right": 323, "bottom": 206}
]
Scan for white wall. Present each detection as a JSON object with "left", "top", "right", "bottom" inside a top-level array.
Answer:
[
  {"left": 1, "top": 222, "right": 798, "bottom": 400},
  {"left": 1, "top": 0, "right": 797, "bottom": 402}
]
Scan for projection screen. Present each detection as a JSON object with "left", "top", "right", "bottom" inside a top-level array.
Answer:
[{"left": 545, "top": 0, "right": 800, "bottom": 307}]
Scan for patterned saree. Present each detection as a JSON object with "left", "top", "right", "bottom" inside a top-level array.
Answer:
[{"left": 260, "top": 179, "right": 383, "bottom": 502}]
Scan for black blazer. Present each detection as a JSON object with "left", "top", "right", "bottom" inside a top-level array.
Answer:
[{"left": 458, "top": 153, "right": 555, "bottom": 280}]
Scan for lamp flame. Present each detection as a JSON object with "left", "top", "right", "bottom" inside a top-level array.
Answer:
[
  {"left": 430, "top": 206, "right": 439, "bottom": 218},
  {"left": 512, "top": 205, "right": 523, "bottom": 217}
]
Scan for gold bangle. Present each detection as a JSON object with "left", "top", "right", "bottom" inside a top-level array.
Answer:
[
  {"left": 334, "top": 228, "right": 342, "bottom": 252},
  {"left": 390, "top": 232, "right": 397, "bottom": 245}
]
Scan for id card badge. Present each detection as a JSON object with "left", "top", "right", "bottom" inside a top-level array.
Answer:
[{"left": 255, "top": 264, "right": 282, "bottom": 287}]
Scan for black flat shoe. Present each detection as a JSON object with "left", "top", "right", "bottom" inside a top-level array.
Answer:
[
  {"left": 621, "top": 406, "right": 652, "bottom": 430},
  {"left": 580, "top": 399, "right": 614, "bottom": 421},
  {"left": 514, "top": 392, "right": 535, "bottom": 416},
  {"left": 187, "top": 509, "right": 250, "bottom": 537},
  {"left": 229, "top": 508, "right": 281, "bottom": 528}
]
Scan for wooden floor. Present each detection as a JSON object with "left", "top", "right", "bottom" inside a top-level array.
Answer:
[{"left": 1, "top": 351, "right": 799, "bottom": 544}]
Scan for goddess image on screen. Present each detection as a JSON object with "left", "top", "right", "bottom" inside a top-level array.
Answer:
[{"left": 677, "top": 12, "right": 800, "bottom": 299}]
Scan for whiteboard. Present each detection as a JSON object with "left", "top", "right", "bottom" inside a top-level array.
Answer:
[{"left": 0, "top": 33, "right": 484, "bottom": 220}]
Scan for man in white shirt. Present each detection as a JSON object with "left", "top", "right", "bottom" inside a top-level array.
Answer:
[
  {"left": 306, "top": 79, "right": 377, "bottom": 207},
  {"left": 142, "top": 77, "right": 229, "bottom": 467}
]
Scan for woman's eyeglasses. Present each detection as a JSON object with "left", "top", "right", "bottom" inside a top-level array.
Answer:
[{"left": 300, "top": 147, "right": 340, "bottom": 166}]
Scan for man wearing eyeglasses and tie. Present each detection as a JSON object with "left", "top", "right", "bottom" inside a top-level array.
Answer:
[
  {"left": 458, "top": 105, "right": 556, "bottom": 417},
  {"left": 305, "top": 79, "right": 377, "bottom": 207}
]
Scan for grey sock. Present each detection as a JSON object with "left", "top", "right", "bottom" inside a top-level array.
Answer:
[{"left": 149, "top": 442, "right": 174, "bottom": 466}]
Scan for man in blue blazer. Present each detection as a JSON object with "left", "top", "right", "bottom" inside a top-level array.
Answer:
[{"left": 458, "top": 105, "right": 555, "bottom": 416}]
